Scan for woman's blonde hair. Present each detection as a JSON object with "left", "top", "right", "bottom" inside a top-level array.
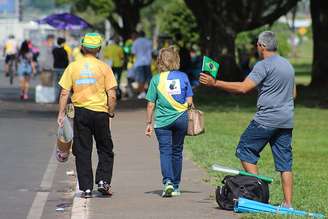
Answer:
[{"left": 157, "top": 46, "right": 180, "bottom": 72}]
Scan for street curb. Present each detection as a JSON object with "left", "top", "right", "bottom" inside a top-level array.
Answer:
[{"left": 71, "top": 181, "right": 89, "bottom": 219}]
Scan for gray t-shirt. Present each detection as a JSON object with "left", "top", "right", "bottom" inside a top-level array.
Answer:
[
  {"left": 248, "top": 55, "right": 295, "bottom": 128},
  {"left": 39, "top": 45, "right": 54, "bottom": 70}
]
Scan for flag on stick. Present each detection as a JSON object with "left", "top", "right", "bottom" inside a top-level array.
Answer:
[{"left": 202, "top": 56, "right": 220, "bottom": 78}]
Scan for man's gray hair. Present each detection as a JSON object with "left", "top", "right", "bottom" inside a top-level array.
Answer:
[{"left": 258, "top": 31, "right": 277, "bottom": 51}]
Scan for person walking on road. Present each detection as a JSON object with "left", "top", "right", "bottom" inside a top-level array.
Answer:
[
  {"left": 103, "top": 36, "right": 124, "bottom": 100},
  {"left": 145, "top": 46, "right": 193, "bottom": 197},
  {"left": 39, "top": 34, "right": 55, "bottom": 86},
  {"left": 57, "top": 33, "right": 117, "bottom": 198},
  {"left": 132, "top": 31, "right": 152, "bottom": 99},
  {"left": 17, "top": 40, "right": 35, "bottom": 100},
  {"left": 199, "top": 31, "right": 296, "bottom": 208},
  {"left": 53, "top": 37, "right": 69, "bottom": 101}
]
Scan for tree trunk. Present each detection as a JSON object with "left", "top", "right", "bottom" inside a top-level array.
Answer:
[
  {"left": 113, "top": 0, "right": 140, "bottom": 41},
  {"left": 198, "top": 21, "right": 243, "bottom": 81},
  {"left": 310, "top": 0, "right": 328, "bottom": 88}
]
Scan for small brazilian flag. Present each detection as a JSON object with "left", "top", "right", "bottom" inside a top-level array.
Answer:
[{"left": 201, "top": 56, "right": 220, "bottom": 78}]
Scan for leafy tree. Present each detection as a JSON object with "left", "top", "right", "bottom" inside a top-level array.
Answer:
[
  {"left": 157, "top": 0, "right": 199, "bottom": 47},
  {"left": 236, "top": 23, "right": 291, "bottom": 59},
  {"left": 184, "top": 0, "right": 299, "bottom": 81},
  {"left": 56, "top": 0, "right": 154, "bottom": 40},
  {"left": 310, "top": 0, "right": 328, "bottom": 88}
]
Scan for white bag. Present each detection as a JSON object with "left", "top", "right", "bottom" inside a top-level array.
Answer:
[
  {"left": 35, "top": 85, "right": 55, "bottom": 103},
  {"left": 56, "top": 116, "right": 73, "bottom": 162}
]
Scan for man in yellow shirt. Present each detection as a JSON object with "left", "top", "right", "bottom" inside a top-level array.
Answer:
[
  {"left": 63, "top": 42, "right": 72, "bottom": 62},
  {"left": 57, "top": 33, "right": 117, "bottom": 198},
  {"left": 103, "top": 36, "right": 124, "bottom": 99}
]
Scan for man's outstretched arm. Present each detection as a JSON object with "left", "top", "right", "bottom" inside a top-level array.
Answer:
[{"left": 199, "top": 73, "right": 257, "bottom": 94}]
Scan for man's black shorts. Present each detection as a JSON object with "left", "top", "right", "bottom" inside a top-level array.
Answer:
[{"left": 5, "top": 54, "right": 16, "bottom": 64}]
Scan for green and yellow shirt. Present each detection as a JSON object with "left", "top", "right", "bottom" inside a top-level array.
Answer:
[{"left": 146, "top": 71, "right": 193, "bottom": 128}]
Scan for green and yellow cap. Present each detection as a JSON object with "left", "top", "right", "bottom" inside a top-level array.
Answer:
[{"left": 80, "top": 33, "right": 103, "bottom": 49}]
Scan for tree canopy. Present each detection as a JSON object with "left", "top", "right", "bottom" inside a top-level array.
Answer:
[
  {"left": 184, "top": 0, "right": 299, "bottom": 80},
  {"left": 56, "top": 0, "right": 154, "bottom": 40}
]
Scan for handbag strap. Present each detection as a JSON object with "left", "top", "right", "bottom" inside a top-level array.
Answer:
[{"left": 157, "top": 71, "right": 188, "bottom": 112}]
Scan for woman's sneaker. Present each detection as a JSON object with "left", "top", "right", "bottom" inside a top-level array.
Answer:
[
  {"left": 162, "top": 182, "right": 174, "bottom": 197},
  {"left": 172, "top": 188, "right": 181, "bottom": 197},
  {"left": 97, "top": 180, "right": 113, "bottom": 196},
  {"left": 81, "top": 189, "right": 92, "bottom": 198}
]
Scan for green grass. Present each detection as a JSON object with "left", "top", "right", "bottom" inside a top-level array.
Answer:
[{"left": 184, "top": 87, "right": 328, "bottom": 218}]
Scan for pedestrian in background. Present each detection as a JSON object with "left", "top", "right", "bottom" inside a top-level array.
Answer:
[
  {"left": 53, "top": 37, "right": 69, "bottom": 101},
  {"left": 57, "top": 33, "right": 117, "bottom": 198},
  {"left": 132, "top": 31, "right": 152, "bottom": 99},
  {"left": 3, "top": 35, "right": 18, "bottom": 77},
  {"left": 72, "top": 44, "right": 83, "bottom": 61},
  {"left": 39, "top": 34, "right": 55, "bottom": 86},
  {"left": 145, "top": 46, "right": 193, "bottom": 197},
  {"left": 17, "top": 40, "right": 35, "bottom": 100},
  {"left": 125, "top": 31, "right": 138, "bottom": 98},
  {"left": 103, "top": 35, "right": 124, "bottom": 100}
]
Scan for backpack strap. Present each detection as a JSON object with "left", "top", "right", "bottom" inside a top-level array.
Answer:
[{"left": 157, "top": 71, "right": 188, "bottom": 112}]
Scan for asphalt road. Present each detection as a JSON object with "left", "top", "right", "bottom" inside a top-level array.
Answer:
[{"left": 0, "top": 72, "right": 75, "bottom": 219}]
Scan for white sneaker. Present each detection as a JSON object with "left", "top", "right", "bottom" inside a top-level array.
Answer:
[{"left": 137, "top": 92, "right": 146, "bottom": 99}]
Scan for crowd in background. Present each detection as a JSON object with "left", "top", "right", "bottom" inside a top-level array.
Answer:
[{"left": 1, "top": 30, "right": 204, "bottom": 102}]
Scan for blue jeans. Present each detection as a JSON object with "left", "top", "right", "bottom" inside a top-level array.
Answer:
[
  {"left": 155, "top": 112, "right": 188, "bottom": 188},
  {"left": 134, "top": 65, "right": 151, "bottom": 84},
  {"left": 236, "top": 120, "right": 293, "bottom": 172}
]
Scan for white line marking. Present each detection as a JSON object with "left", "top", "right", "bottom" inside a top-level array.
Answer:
[
  {"left": 27, "top": 146, "right": 58, "bottom": 219},
  {"left": 40, "top": 147, "right": 58, "bottom": 190},
  {"left": 26, "top": 192, "right": 49, "bottom": 219},
  {"left": 71, "top": 181, "right": 88, "bottom": 219}
]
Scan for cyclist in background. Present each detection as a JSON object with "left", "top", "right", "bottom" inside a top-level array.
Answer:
[{"left": 3, "top": 35, "right": 18, "bottom": 77}]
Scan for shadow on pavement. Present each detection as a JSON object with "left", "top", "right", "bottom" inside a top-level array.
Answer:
[{"left": 145, "top": 190, "right": 201, "bottom": 197}]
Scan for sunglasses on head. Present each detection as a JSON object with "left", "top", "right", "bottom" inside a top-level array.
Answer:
[{"left": 257, "top": 42, "right": 266, "bottom": 48}]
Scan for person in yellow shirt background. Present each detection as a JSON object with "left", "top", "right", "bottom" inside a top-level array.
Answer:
[
  {"left": 63, "top": 42, "right": 73, "bottom": 62},
  {"left": 72, "top": 45, "right": 83, "bottom": 61},
  {"left": 103, "top": 35, "right": 124, "bottom": 100},
  {"left": 3, "top": 35, "right": 18, "bottom": 77},
  {"left": 57, "top": 33, "right": 117, "bottom": 198}
]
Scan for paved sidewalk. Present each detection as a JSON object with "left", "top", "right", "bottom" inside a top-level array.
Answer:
[{"left": 71, "top": 108, "right": 238, "bottom": 219}]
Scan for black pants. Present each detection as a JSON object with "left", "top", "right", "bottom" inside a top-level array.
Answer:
[
  {"left": 112, "top": 67, "right": 123, "bottom": 100},
  {"left": 73, "top": 107, "right": 114, "bottom": 191}
]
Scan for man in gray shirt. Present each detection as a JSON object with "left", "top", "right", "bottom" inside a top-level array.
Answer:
[{"left": 199, "top": 31, "right": 296, "bottom": 208}]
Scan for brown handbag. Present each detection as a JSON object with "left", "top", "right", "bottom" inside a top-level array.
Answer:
[{"left": 187, "top": 107, "right": 205, "bottom": 136}]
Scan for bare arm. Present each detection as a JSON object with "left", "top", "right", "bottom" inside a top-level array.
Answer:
[
  {"left": 146, "top": 102, "right": 155, "bottom": 124},
  {"left": 57, "top": 89, "right": 70, "bottom": 127},
  {"left": 199, "top": 73, "right": 257, "bottom": 94},
  {"left": 187, "top": 96, "right": 193, "bottom": 107},
  {"left": 107, "top": 88, "right": 117, "bottom": 114},
  {"left": 145, "top": 102, "right": 155, "bottom": 137},
  {"left": 31, "top": 61, "right": 36, "bottom": 75}
]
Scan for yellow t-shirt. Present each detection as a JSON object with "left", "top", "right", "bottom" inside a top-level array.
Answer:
[
  {"left": 103, "top": 44, "right": 124, "bottom": 68},
  {"left": 64, "top": 43, "right": 72, "bottom": 60},
  {"left": 59, "top": 55, "right": 117, "bottom": 112},
  {"left": 5, "top": 39, "right": 17, "bottom": 55},
  {"left": 72, "top": 47, "right": 83, "bottom": 61}
]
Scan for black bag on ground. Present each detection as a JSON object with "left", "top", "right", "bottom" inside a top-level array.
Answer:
[{"left": 216, "top": 175, "right": 269, "bottom": 210}]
